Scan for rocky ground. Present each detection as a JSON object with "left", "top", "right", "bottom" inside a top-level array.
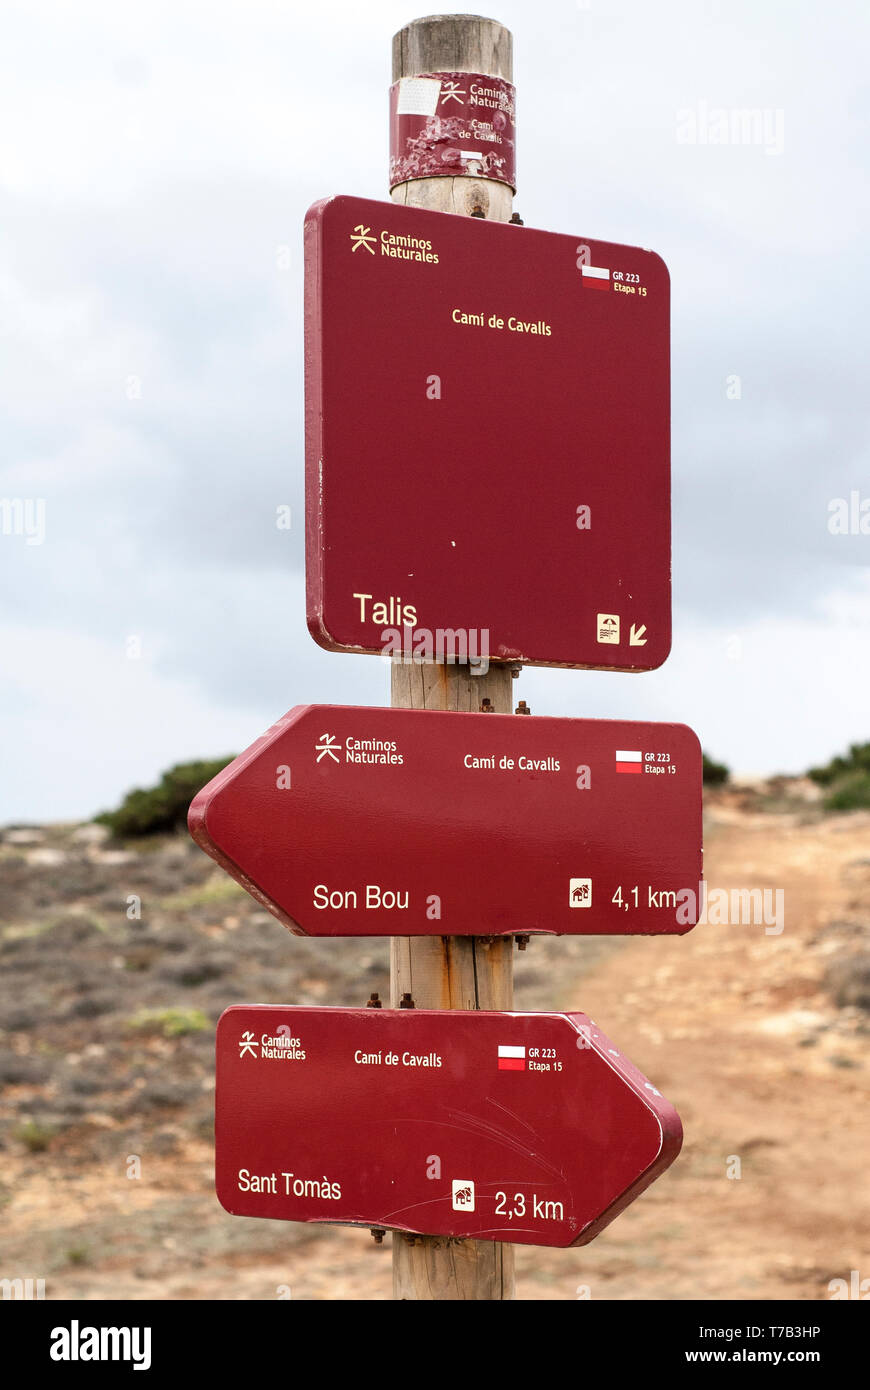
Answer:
[{"left": 0, "top": 782, "right": 867, "bottom": 1300}]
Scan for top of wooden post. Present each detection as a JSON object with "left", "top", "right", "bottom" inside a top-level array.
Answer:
[{"left": 392, "top": 14, "right": 513, "bottom": 81}]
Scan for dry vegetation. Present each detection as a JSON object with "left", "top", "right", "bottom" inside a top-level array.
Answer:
[{"left": 0, "top": 781, "right": 867, "bottom": 1300}]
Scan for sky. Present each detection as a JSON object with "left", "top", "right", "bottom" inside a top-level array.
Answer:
[{"left": 1, "top": 0, "right": 869, "bottom": 822}]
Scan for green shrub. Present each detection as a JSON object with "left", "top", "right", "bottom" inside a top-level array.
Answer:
[
  {"left": 15, "top": 1120, "right": 54, "bottom": 1153},
  {"left": 806, "top": 743, "right": 870, "bottom": 810},
  {"left": 126, "top": 1007, "right": 210, "bottom": 1038},
  {"left": 702, "top": 753, "right": 729, "bottom": 786},
  {"left": 96, "top": 757, "right": 235, "bottom": 837},
  {"left": 808, "top": 742, "right": 870, "bottom": 786},
  {"left": 823, "top": 771, "right": 870, "bottom": 812}
]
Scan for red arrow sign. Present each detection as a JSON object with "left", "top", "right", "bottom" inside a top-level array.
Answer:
[
  {"left": 305, "top": 195, "right": 670, "bottom": 671},
  {"left": 189, "top": 705, "right": 702, "bottom": 937},
  {"left": 215, "top": 1005, "right": 682, "bottom": 1248}
]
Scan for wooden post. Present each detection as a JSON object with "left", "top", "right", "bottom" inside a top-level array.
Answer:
[{"left": 389, "top": 13, "right": 517, "bottom": 1302}]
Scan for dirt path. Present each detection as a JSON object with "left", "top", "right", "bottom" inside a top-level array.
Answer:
[
  {"left": 2, "top": 807, "right": 867, "bottom": 1300},
  {"left": 511, "top": 807, "right": 869, "bottom": 1301}
]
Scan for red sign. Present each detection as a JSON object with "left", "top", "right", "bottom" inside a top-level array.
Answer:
[
  {"left": 215, "top": 1005, "right": 682, "bottom": 1248},
  {"left": 304, "top": 195, "right": 670, "bottom": 670},
  {"left": 390, "top": 72, "right": 516, "bottom": 189},
  {"left": 189, "top": 705, "right": 702, "bottom": 937}
]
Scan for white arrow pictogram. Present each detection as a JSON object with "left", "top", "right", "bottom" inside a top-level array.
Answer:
[{"left": 629, "top": 623, "right": 647, "bottom": 646}]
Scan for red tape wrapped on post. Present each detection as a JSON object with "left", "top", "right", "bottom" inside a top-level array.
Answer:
[{"left": 390, "top": 71, "right": 516, "bottom": 190}]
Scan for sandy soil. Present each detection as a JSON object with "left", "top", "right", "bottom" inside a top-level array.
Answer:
[{"left": 1, "top": 796, "right": 867, "bottom": 1300}]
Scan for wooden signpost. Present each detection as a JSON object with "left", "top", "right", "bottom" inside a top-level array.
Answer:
[
  {"left": 191, "top": 12, "right": 690, "bottom": 1303},
  {"left": 389, "top": 16, "right": 519, "bottom": 1301}
]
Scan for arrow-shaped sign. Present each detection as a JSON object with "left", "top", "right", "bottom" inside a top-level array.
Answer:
[
  {"left": 189, "top": 704, "right": 703, "bottom": 937},
  {"left": 215, "top": 1005, "right": 683, "bottom": 1248},
  {"left": 630, "top": 623, "right": 647, "bottom": 646}
]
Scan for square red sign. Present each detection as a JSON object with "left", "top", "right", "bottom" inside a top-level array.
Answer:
[{"left": 305, "top": 195, "right": 670, "bottom": 670}]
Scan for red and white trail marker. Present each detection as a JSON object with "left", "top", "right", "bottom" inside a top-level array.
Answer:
[
  {"left": 580, "top": 262, "right": 611, "bottom": 289},
  {"left": 215, "top": 1005, "right": 682, "bottom": 1248},
  {"left": 497, "top": 1044, "right": 526, "bottom": 1071}
]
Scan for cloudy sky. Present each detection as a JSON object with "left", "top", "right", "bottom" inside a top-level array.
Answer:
[{"left": 1, "top": 0, "right": 868, "bottom": 822}]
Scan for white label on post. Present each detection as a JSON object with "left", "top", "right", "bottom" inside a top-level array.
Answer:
[{"left": 396, "top": 77, "right": 441, "bottom": 117}]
